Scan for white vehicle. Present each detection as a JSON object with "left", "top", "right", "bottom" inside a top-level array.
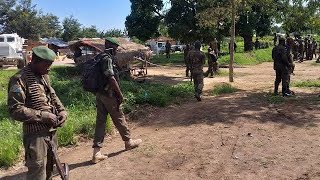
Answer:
[{"left": 0, "top": 33, "right": 26, "bottom": 68}]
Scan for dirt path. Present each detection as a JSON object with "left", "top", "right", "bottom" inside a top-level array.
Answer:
[{"left": 2, "top": 60, "right": 320, "bottom": 180}]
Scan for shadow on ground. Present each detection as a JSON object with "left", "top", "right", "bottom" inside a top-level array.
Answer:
[{"left": 130, "top": 91, "right": 320, "bottom": 128}]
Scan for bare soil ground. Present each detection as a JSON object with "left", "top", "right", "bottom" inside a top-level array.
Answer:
[{"left": 2, "top": 60, "right": 320, "bottom": 180}]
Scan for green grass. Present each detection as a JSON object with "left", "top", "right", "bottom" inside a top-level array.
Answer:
[
  {"left": 0, "top": 66, "right": 193, "bottom": 167},
  {"left": 150, "top": 53, "right": 185, "bottom": 65},
  {"left": 218, "top": 48, "right": 272, "bottom": 66},
  {"left": 293, "top": 80, "right": 320, "bottom": 87},
  {"left": 266, "top": 93, "right": 285, "bottom": 104},
  {"left": 211, "top": 83, "right": 239, "bottom": 95}
]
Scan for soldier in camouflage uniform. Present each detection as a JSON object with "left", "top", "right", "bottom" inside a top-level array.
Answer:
[
  {"left": 298, "top": 38, "right": 304, "bottom": 62},
  {"left": 272, "top": 37, "right": 293, "bottom": 97},
  {"left": 92, "top": 37, "right": 142, "bottom": 163},
  {"left": 206, "top": 41, "right": 218, "bottom": 77},
  {"left": 312, "top": 38, "right": 318, "bottom": 59},
  {"left": 184, "top": 44, "right": 191, "bottom": 77},
  {"left": 7, "top": 46, "right": 67, "bottom": 180},
  {"left": 187, "top": 41, "right": 205, "bottom": 101}
]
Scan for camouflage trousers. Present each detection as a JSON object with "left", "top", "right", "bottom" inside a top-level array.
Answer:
[
  {"left": 93, "top": 92, "right": 131, "bottom": 148},
  {"left": 207, "top": 61, "right": 218, "bottom": 77},
  {"left": 23, "top": 132, "right": 57, "bottom": 180},
  {"left": 274, "top": 68, "right": 289, "bottom": 95},
  {"left": 192, "top": 72, "right": 204, "bottom": 96}
]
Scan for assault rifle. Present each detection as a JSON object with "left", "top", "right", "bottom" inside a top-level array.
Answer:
[{"left": 45, "top": 129, "right": 69, "bottom": 180}]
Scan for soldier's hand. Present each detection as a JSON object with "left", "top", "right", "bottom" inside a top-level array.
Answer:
[
  {"left": 41, "top": 111, "right": 58, "bottom": 126},
  {"left": 57, "top": 111, "right": 67, "bottom": 127}
]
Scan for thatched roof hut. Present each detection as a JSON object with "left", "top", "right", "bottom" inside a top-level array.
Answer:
[{"left": 68, "top": 38, "right": 152, "bottom": 68}]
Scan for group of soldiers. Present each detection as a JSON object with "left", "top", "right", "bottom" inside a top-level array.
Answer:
[
  {"left": 272, "top": 34, "right": 320, "bottom": 97},
  {"left": 284, "top": 35, "right": 319, "bottom": 62},
  {"left": 183, "top": 39, "right": 220, "bottom": 101}
]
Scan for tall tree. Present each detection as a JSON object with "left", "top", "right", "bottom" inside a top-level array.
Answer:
[
  {"left": 276, "top": 0, "right": 320, "bottom": 33},
  {"left": 4, "top": 0, "right": 43, "bottom": 40},
  {"left": 197, "top": 0, "right": 273, "bottom": 51},
  {"left": 61, "top": 16, "right": 81, "bottom": 41},
  {"left": 39, "top": 13, "right": 61, "bottom": 38},
  {"left": 125, "top": 0, "right": 163, "bottom": 41},
  {"left": 80, "top": 25, "right": 99, "bottom": 38},
  {"left": 0, "top": 0, "right": 16, "bottom": 33}
]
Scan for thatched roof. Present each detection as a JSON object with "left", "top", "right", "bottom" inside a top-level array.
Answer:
[
  {"left": 69, "top": 38, "right": 152, "bottom": 68},
  {"left": 69, "top": 38, "right": 149, "bottom": 53}
]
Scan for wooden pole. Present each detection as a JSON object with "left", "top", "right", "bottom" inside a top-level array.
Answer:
[{"left": 229, "top": 0, "right": 235, "bottom": 82}]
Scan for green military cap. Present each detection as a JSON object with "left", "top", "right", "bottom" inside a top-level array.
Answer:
[
  {"left": 105, "top": 37, "right": 120, "bottom": 46},
  {"left": 32, "top": 46, "right": 56, "bottom": 62}
]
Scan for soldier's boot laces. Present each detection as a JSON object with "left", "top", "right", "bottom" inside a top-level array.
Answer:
[
  {"left": 92, "top": 148, "right": 107, "bottom": 164},
  {"left": 125, "top": 139, "right": 142, "bottom": 150}
]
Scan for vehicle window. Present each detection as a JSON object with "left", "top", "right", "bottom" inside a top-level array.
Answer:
[
  {"left": 158, "top": 43, "right": 163, "bottom": 48},
  {"left": 7, "top": 37, "right": 15, "bottom": 42},
  {"left": 0, "top": 37, "right": 4, "bottom": 42}
]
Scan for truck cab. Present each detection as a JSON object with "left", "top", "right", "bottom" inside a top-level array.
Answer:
[{"left": 0, "top": 33, "right": 26, "bottom": 68}]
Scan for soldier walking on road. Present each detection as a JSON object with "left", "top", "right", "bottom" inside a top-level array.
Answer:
[
  {"left": 92, "top": 38, "right": 142, "bottom": 164},
  {"left": 272, "top": 37, "right": 294, "bottom": 97},
  {"left": 7, "top": 46, "right": 68, "bottom": 180},
  {"left": 187, "top": 41, "right": 205, "bottom": 101}
]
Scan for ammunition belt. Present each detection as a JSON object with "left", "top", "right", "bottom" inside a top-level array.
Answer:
[{"left": 22, "top": 67, "right": 52, "bottom": 134}]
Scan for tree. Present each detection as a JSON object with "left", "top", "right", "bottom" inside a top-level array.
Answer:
[
  {"left": 80, "top": 25, "right": 99, "bottom": 38},
  {"left": 0, "top": 0, "right": 16, "bottom": 33},
  {"left": 125, "top": 0, "right": 163, "bottom": 41},
  {"left": 104, "top": 28, "right": 124, "bottom": 37},
  {"left": 2, "top": 0, "right": 43, "bottom": 40},
  {"left": 276, "top": 0, "right": 320, "bottom": 33},
  {"left": 197, "top": 0, "right": 273, "bottom": 51},
  {"left": 61, "top": 16, "right": 82, "bottom": 42},
  {"left": 39, "top": 13, "right": 61, "bottom": 38}
]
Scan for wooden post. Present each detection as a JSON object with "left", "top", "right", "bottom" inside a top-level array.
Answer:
[{"left": 229, "top": 0, "right": 235, "bottom": 82}]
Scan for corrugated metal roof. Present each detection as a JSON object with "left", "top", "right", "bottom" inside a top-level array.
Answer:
[{"left": 42, "top": 38, "right": 68, "bottom": 48}]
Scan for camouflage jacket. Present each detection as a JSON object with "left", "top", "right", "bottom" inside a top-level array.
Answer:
[
  {"left": 272, "top": 44, "right": 291, "bottom": 70},
  {"left": 7, "top": 65, "right": 66, "bottom": 134},
  {"left": 187, "top": 49, "right": 206, "bottom": 74}
]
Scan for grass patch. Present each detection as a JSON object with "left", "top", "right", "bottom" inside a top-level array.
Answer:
[
  {"left": 218, "top": 48, "right": 272, "bottom": 66},
  {"left": 211, "top": 83, "right": 239, "bottom": 95},
  {"left": 150, "top": 53, "right": 185, "bottom": 65},
  {"left": 266, "top": 93, "right": 285, "bottom": 104},
  {"left": 0, "top": 66, "right": 193, "bottom": 167},
  {"left": 293, "top": 80, "right": 320, "bottom": 87}
]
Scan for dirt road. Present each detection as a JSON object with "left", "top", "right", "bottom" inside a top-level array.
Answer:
[{"left": 2, "top": 60, "right": 320, "bottom": 180}]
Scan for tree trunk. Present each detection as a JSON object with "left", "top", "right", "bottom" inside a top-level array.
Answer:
[
  {"left": 229, "top": 0, "right": 235, "bottom": 83},
  {"left": 243, "top": 35, "right": 253, "bottom": 52}
]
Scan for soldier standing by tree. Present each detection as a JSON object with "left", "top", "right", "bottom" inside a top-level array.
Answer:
[
  {"left": 7, "top": 46, "right": 68, "bottom": 180},
  {"left": 187, "top": 41, "right": 206, "bottom": 101}
]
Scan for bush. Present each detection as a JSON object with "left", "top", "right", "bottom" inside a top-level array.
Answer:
[{"left": 212, "top": 83, "right": 239, "bottom": 95}]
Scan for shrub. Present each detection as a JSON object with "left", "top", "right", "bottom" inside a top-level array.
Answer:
[{"left": 212, "top": 83, "right": 239, "bottom": 95}]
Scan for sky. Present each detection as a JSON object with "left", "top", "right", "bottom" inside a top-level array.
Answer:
[{"left": 32, "top": 0, "right": 132, "bottom": 31}]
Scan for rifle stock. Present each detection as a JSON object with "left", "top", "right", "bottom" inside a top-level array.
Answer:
[{"left": 45, "top": 133, "right": 69, "bottom": 180}]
